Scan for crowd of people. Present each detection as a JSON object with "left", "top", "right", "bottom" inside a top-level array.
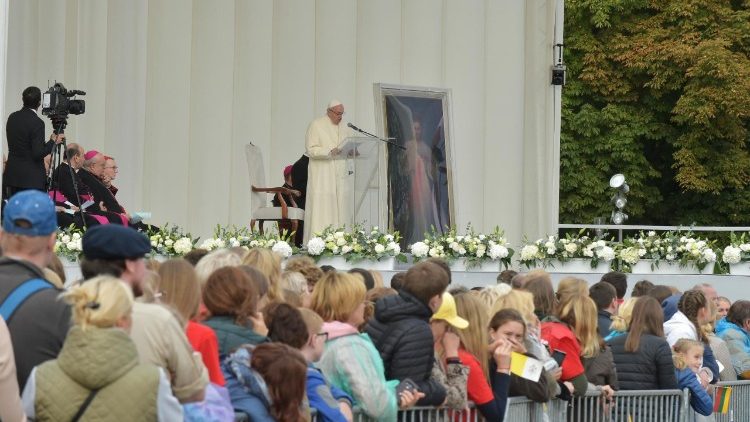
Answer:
[{"left": 2, "top": 192, "right": 750, "bottom": 421}]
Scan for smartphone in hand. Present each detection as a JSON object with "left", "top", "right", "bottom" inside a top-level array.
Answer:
[
  {"left": 552, "top": 349, "right": 567, "bottom": 366},
  {"left": 396, "top": 378, "right": 420, "bottom": 396}
]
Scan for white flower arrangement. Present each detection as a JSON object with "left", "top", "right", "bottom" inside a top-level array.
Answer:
[
  {"left": 147, "top": 224, "right": 198, "bottom": 257},
  {"left": 618, "top": 231, "right": 716, "bottom": 271},
  {"left": 305, "top": 225, "right": 405, "bottom": 263},
  {"left": 518, "top": 231, "right": 615, "bottom": 269},
  {"left": 55, "top": 226, "right": 84, "bottom": 261},
  {"left": 206, "top": 225, "right": 297, "bottom": 257},
  {"left": 722, "top": 233, "right": 750, "bottom": 265},
  {"left": 410, "top": 225, "right": 514, "bottom": 269}
]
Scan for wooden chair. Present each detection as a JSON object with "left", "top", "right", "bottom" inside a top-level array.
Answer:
[{"left": 245, "top": 143, "right": 304, "bottom": 235}]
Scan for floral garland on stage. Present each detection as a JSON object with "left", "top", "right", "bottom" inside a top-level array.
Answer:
[
  {"left": 304, "top": 225, "right": 407, "bottom": 263},
  {"left": 53, "top": 223, "right": 750, "bottom": 274}
]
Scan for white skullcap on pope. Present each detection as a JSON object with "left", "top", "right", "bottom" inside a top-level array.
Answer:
[{"left": 328, "top": 99, "right": 343, "bottom": 109}]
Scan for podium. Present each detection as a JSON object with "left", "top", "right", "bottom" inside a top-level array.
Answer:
[{"left": 334, "top": 136, "right": 382, "bottom": 229}]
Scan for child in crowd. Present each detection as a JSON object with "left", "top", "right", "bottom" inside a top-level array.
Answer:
[{"left": 672, "top": 339, "right": 713, "bottom": 416}]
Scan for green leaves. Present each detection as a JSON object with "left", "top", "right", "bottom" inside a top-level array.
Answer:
[{"left": 561, "top": 0, "right": 750, "bottom": 225}]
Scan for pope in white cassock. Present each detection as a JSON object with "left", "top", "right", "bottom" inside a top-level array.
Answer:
[{"left": 303, "top": 100, "right": 353, "bottom": 242}]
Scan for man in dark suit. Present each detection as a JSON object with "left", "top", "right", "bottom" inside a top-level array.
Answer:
[{"left": 4, "top": 86, "right": 64, "bottom": 199}]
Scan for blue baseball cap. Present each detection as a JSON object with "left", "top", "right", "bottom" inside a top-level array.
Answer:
[
  {"left": 82, "top": 225, "right": 152, "bottom": 260},
  {"left": 2, "top": 190, "right": 58, "bottom": 236}
]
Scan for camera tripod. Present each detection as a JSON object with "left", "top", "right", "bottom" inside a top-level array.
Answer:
[{"left": 46, "top": 117, "right": 86, "bottom": 228}]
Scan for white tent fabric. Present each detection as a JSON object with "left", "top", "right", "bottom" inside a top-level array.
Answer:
[{"left": 1, "top": 0, "right": 560, "bottom": 244}]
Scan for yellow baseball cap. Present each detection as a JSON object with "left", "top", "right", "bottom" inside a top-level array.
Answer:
[{"left": 431, "top": 292, "right": 469, "bottom": 329}]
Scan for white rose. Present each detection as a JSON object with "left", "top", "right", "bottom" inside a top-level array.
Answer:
[
  {"left": 666, "top": 254, "right": 676, "bottom": 261},
  {"left": 740, "top": 244, "right": 750, "bottom": 252},
  {"left": 696, "top": 240, "right": 706, "bottom": 249},
  {"left": 174, "top": 238, "right": 193, "bottom": 255},
  {"left": 331, "top": 246, "right": 340, "bottom": 254},
  {"left": 583, "top": 247, "right": 594, "bottom": 258},
  {"left": 61, "top": 235, "right": 71, "bottom": 244},
  {"left": 546, "top": 247, "right": 556, "bottom": 255},
  {"left": 334, "top": 231, "right": 345, "bottom": 239},
  {"left": 429, "top": 247, "right": 441, "bottom": 257},
  {"left": 150, "top": 240, "right": 158, "bottom": 247},
  {"left": 336, "top": 238, "right": 347, "bottom": 247},
  {"left": 249, "top": 240, "right": 260, "bottom": 247},
  {"left": 392, "top": 244, "right": 401, "bottom": 254},
  {"left": 385, "top": 234, "right": 394, "bottom": 242},
  {"left": 648, "top": 231, "right": 656, "bottom": 237},
  {"left": 341, "top": 245, "right": 353, "bottom": 254},
  {"left": 72, "top": 232, "right": 81, "bottom": 240},
  {"left": 410, "top": 242, "right": 429, "bottom": 257},
  {"left": 458, "top": 247, "right": 466, "bottom": 255},
  {"left": 564, "top": 243, "right": 578, "bottom": 254},
  {"left": 165, "top": 239, "right": 174, "bottom": 247},
  {"left": 544, "top": 241, "right": 555, "bottom": 249},
  {"left": 272, "top": 241, "right": 293, "bottom": 258},
  {"left": 478, "top": 235, "right": 486, "bottom": 240},
  {"left": 325, "top": 235, "right": 334, "bottom": 242},
  {"left": 702, "top": 249, "right": 716, "bottom": 263},
  {"left": 230, "top": 239, "right": 241, "bottom": 248},
  {"left": 691, "top": 249, "right": 701, "bottom": 258},
  {"left": 446, "top": 237, "right": 455, "bottom": 243},
  {"left": 520, "top": 245, "right": 539, "bottom": 261},
  {"left": 638, "top": 248, "right": 647, "bottom": 257},
  {"left": 476, "top": 249, "right": 486, "bottom": 258},
  {"left": 374, "top": 244, "right": 385, "bottom": 254},
  {"left": 450, "top": 242, "right": 460, "bottom": 252},
  {"left": 723, "top": 246, "right": 742, "bottom": 264},
  {"left": 307, "top": 237, "right": 325, "bottom": 255},
  {"left": 597, "top": 240, "right": 606, "bottom": 247}
]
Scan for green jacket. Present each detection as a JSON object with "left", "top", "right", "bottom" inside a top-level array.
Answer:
[
  {"left": 34, "top": 326, "right": 160, "bottom": 421},
  {"left": 203, "top": 315, "right": 268, "bottom": 357}
]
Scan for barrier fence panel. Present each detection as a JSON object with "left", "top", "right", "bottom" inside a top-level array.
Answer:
[
  {"left": 568, "top": 389, "right": 687, "bottom": 422},
  {"left": 298, "top": 382, "right": 750, "bottom": 422},
  {"left": 712, "top": 380, "right": 750, "bottom": 422}
]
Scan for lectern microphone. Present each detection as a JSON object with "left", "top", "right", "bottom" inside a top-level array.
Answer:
[{"left": 346, "top": 122, "right": 405, "bottom": 150}]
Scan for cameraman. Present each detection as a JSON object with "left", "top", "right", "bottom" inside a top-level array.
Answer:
[{"left": 4, "top": 86, "right": 64, "bottom": 200}]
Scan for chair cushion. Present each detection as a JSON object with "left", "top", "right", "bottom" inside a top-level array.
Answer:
[{"left": 253, "top": 206, "right": 304, "bottom": 220}]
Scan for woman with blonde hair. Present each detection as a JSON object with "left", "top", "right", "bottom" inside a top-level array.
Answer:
[
  {"left": 556, "top": 277, "right": 589, "bottom": 305},
  {"left": 311, "top": 272, "right": 421, "bottom": 421},
  {"left": 540, "top": 293, "right": 603, "bottom": 396},
  {"left": 22, "top": 276, "right": 182, "bottom": 421},
  {"left": 489, "top": 288, "right": 560, "bottom": 388},
  {"left": 453, "top": 292, "right": 512, "bottom": 420},
  {"left": 242, "top": 248, "right": 284, "bottom": 301},
  {"left": 605, "top": 297, "right": 638, "bottom": 342}
]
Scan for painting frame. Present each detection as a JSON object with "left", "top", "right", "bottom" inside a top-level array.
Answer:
[{"left": 373, "top": 83, "right": 456, "bottom": 245}]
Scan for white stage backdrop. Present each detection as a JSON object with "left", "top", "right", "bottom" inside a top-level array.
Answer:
[{"left": 3, "top": 0, "right": 558, "bottom": 244}]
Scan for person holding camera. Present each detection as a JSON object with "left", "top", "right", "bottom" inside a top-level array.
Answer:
[{"left": 4, "top": 87, "right": 64, "bottom": 201}]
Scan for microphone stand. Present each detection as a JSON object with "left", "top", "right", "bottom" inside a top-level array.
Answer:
[{"left": 348, "top": 124, "right": 406, "bottom": 150}]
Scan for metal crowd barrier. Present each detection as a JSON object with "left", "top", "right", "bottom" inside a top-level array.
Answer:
[
  {"left": 711, "top": 380, "right": 750, "bottom": 422},
  {"left": 244, "top": 381, "right": 750, "bottom": 422}
]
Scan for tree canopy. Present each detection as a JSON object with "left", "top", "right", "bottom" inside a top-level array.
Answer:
[{"left": 560, "top": 0, "right": 750, "bottom": 226}]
